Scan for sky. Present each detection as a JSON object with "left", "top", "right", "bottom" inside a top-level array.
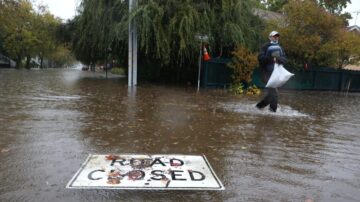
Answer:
[
  {"left": 32, "top": 0, "right": 79, "bottom": 21},
  {"left": 344, "top": 0, "right": 360, "bottom": 26},
  {"left": 33, "top": 0, "right": 360, "bottom": 26}
]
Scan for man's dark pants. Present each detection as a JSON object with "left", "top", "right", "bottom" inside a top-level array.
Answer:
[
  {"left": 256, "top": 63, "right": 279, "bottom": 112},
  {"left": 256, "top": 87, "right": 278, "bottom": 112}
]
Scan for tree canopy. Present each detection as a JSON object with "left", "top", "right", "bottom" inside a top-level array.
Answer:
[
  {"left": 317, "top": 0, "right": 350, "bottom": 14},
  {"left": 70, "top": 0, "right": 263, "bottom": 81},
  {"left": 258, "top": 0, "right": 352, "bottom": 26},
  {"left": 0, "top": 0, "right": 74, "bottom": 68},
  {"left": 267, "top": 0, "right": 360, "bottom": 69},
  {"left": 259, "top": 0, "right": 351, "bottom": 14}
]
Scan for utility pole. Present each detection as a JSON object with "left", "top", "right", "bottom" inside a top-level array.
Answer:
[
  {"left": 353, "top": 11, "right": 360, "bottom": 25},
  {"left": 128, "top": 0, "right": 138, "bottom": 87}
]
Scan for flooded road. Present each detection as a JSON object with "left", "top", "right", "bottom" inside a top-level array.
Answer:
[{"left": 1, "top": 68, "right": 360, "bottom": 202}]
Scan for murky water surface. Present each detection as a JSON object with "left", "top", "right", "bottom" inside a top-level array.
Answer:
[{"left": 1, "top": 69, "right": 360, "bottom": 202}]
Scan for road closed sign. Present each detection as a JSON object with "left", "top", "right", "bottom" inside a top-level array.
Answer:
[{"left": 66, "top": 154, "right": 224, "bottom": 190}]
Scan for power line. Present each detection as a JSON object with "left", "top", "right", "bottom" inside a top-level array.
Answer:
[
  {"left": 355, "top": 12, "right": 359, "bottom": 25},
  {"left": 351, "top": 10, "right": 360, "bottom": 25}
]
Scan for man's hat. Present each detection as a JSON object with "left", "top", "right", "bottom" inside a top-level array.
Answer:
[{"left": 269, "top": 31, "right": 280, "bottom": 37}]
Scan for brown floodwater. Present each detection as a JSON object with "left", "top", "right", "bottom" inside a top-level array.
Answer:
[{"left": 0, "top": 68, "right": 359, "bottom": 202}]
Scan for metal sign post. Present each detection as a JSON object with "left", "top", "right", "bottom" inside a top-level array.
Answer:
[
  {"left": 128, "top": 0, "right": 138, "bottom": 87},
  {"left": 195, "top": 35, "right": 208, "bottom": 92},
  {"left": 197, "top": 44, "right": 202, "bottom": 92}
]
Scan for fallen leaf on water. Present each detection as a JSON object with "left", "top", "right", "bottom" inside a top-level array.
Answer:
[
  {"left": 1, "top": 148, "right": 10, "bottom": 153},
  {"left": 241, "top": 146, "right": 247, "bottom": 150},
  {"left": 105, "top": 154, "right": 120, "bottom": 160},
  {"left": 189, "top": 125, "right": 194, "bottom": 131},
  {"left": 108, "top": 171, "right": 121, "bottom": 178},
  {"left": 107, "top": 178, "right": 121, "bottom": 184}
]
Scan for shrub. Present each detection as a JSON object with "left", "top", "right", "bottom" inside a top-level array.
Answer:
[
  {"left": 111, "top": 67, "right": 125, "bottom": 75},
  {"left": 229, "top": 83, "right": 244, "bottom": 95},
  {"left": 228, "top": 45, "right": 260, "bottom": 95},
  {"left": 228, "top": 45, "right": 258, "bottom": 84},
  {"left": 246, "top": 84, "right": 261, "bottom": 95},
  {"left": 230, "top": 83, "right": 261, "bottom": 95}
]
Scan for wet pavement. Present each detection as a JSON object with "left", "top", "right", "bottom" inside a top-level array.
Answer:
[{"left": 0, "top": 68, "right": 360, "bottom": 202}]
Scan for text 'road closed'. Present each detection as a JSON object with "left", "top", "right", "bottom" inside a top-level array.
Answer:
[{"left": 67, "top": 154, "right": 224, "bottom": 190}]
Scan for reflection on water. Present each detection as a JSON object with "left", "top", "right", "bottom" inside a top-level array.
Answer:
[{"left": 0, "top": 68, "right": 360, "bottom": 202}]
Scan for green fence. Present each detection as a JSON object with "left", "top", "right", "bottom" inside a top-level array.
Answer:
[
  {"left": 202, "top": 58, "right": 360, "bottom": 92},
  {"left": 201, "top": 58, "right": 232, "bottom": 88}
]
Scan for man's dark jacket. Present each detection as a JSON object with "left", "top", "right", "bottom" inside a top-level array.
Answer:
[{"left": 258, "top": 42, "right": 287, "bottom": 83}]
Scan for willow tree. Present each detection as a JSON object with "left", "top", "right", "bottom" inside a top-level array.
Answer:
[
  {"left": 72, "top": 0, "right": 263, "bottom": 82},
  {"left": 72, "top": 0, "right": 128, "bottom": 65},
  {"left": 123, "top": 0, "right": 263, "bottom": 63}
]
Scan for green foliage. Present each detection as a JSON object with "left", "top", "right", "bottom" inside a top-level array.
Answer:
[
  {"left": 0, "top": 0, "right": 35, "bottom": 66},
  {"left": 71, "top": 0, "right": 263, "bottom": 82},
  {"left": 317, "top": 30, "right": 360, "bottom": 68},
  {"left": 229, "top": 83, "right": 261, "bottom": 95},
  {"left": 258, "top": 0, "right": 350, "bottom": 14},
  {"left": 260, "top": 0, "right": 288, "bottom": 12},
  {"left": 212, "top": 0, "right": 262, "bottom": 52},
  {"left": 50, "top": 45, "right": 76, "bottom": 67},
  {"left": 0, "top": 0, "right": 73, "bottom": 68},
  {"left": 72, "top": 0, "right": 127, "bottom": 65},
  {"left": 317, "top": 0, "right": 350, "bottom": 14},
  {"left": 285, "top": 58, "right": 303, "bottom": 70},
  {"left": 229, "top": 82, "right": 244, "bottom": 95},
  {"left": 111, "top": 67, "right": 125, "bottom": 75},
  {"left": 228, "top": 45, "right": 258, "bottom": 83},
  {"left": 246, "top": 84, "right": 261, "bottom": 95},
  {"left": 264, "top": 0, "right": 360, "bottom": 69},
  {"left": 227, "top": 43, "right": 261, "bottom": 96}
]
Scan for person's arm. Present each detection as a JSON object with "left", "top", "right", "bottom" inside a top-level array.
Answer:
[
  {"left": 276, "top": 45, "right": 287, "bottom": 64},
  {"left": 258, "top": 44, "right": 271, "bottom": 66}
]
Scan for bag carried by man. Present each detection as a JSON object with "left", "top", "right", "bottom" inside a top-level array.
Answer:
[{"left": 265, "top": 63, "right": 294, "bottom": 88}]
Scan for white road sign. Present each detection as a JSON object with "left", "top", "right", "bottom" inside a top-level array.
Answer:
[{"left": 66, "top": 154, "right": 224, "bottom": 190}]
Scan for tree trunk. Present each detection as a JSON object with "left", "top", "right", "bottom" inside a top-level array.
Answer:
[
  {"left": 25, "top": 56, "right": 31, "bottom": 69},
  {"left": 40, "top": 57, "right": 44, "bottom": 68},
  {"left": 16, "top": 54, "right": 22, "bottom": 68}
]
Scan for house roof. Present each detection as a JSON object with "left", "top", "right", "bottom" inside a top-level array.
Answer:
[
  {"left": 253, "top": 8, "right": 285, "bottom": 22},
  {"left": 347, "top": 25, "right": 360, "bottom": 33},
  {"left": 344, "top": 64, "right": 360, "bottom": 71}
]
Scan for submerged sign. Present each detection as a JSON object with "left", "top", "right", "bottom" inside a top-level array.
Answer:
[{"left": 67, "top": 154, "right": 224, "bottom": 190}]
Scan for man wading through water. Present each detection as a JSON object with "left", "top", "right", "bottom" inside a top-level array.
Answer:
[{"left": 256, "top": 31, "right": 287, "bottom": 112}]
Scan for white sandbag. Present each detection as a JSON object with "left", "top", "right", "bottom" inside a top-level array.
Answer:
[{"left": 265, "top": 63, "right": 294, "bottom": 88}]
